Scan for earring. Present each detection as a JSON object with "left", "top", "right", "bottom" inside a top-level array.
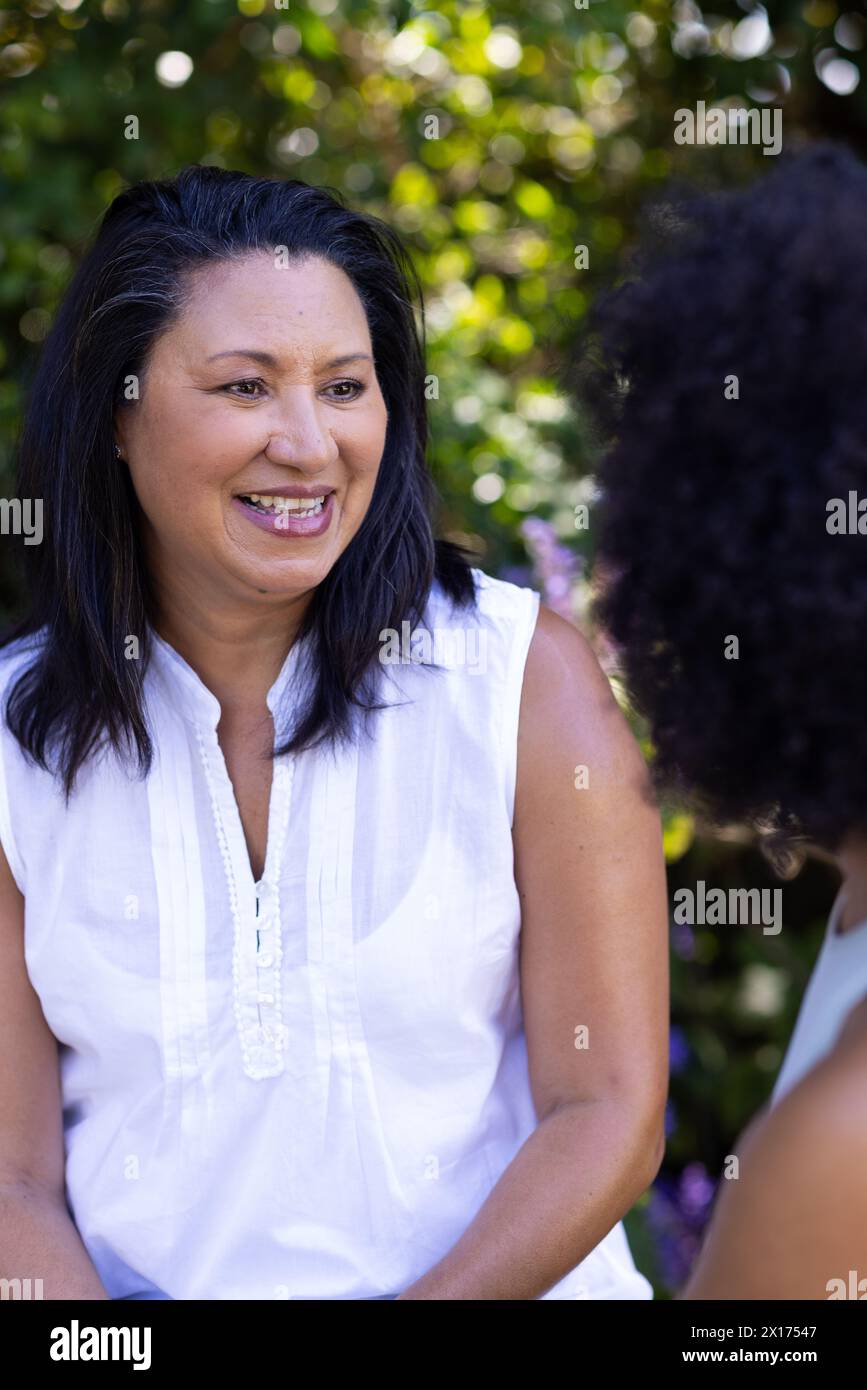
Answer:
[{"left": 114, "top": 443, "right": 123, "bottom": 460}]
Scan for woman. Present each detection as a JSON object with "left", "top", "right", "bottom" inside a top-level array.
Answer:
[
  {"left": 0, "top": 165, "right": 668, "bottom": 1300},
  {"left": 575, "top": 140, "right": 867, "bottom": 1299}
]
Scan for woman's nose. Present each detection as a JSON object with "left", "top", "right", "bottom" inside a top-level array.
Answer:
[{"left": 263, "top": 393, "right": 338, "bottom": 469}]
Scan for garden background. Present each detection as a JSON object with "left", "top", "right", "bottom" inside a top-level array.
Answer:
[{"left": 1, "top": 0, "right": 864, "bottom": 1296}]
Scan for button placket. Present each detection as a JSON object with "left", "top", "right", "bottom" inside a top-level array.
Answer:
[
  {"left": 240, "top": 761, "right": 293, "bottom": 1077},
  {"left": 197, "top": 727, "right": 295, "bottom": 1081},
  {"left": 257, "top": 763, "right": 293, "bottom": 1065}
]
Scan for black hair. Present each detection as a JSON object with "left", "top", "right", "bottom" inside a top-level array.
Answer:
[
  {"left": 569, "top": 139, "right": 867, "bottom": 854},
  {"left": 1, "top": 164, "right": 478, "bottom": 798}
]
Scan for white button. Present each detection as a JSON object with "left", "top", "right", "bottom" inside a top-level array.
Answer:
[
  {"left": 258, "top": 992, "right": 275, "bottom": 1005},
  {"left": 258, "top": 953, "right": 273, "bottom": 968}
]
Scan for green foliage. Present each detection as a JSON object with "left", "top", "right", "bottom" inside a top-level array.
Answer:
[{"left": 5, "top": 1, "right": 866, "bottom": 588}]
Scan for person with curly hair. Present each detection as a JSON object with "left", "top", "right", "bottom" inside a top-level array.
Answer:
[{"left": 573, "top": 139, "right": 867, "bottom": 1300}]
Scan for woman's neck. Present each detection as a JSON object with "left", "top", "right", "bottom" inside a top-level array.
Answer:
[{"left": 150, "top": 579, "right": 311, "bottom": 717}]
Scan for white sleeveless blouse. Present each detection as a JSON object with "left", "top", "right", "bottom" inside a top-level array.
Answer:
[
  {"left": 0, "top": 566, "right": 651, "bottom": 1300},
  {"left": 770, "top": 891, "right": 867, "bottom": 1106}
]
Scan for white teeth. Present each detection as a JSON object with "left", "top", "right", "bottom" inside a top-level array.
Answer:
[
  {"left": 244, "top": 494, "right": 327, "bottom": 515},
  {"left": 277, "top": 500, "right": 324, "bottom": 519}
]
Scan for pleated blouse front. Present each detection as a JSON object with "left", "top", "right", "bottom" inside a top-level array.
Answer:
[{"left": 0, "top": 567, "right": 651, "bottom": 1300}]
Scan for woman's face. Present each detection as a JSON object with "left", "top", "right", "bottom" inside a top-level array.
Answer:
[{"left": 116, "top": 252, "right": 389, "bottom": 611}]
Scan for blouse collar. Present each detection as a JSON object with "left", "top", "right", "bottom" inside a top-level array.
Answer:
[{"left": 146, "top": 625, "right": 311, "bottom": 734}]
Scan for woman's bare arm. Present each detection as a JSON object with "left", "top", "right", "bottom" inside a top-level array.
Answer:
[
  {"left": 0, "top": 838, "right": 110, "bottom": 1299},
  {"left": 397, "top": 603, "right": 669, "bottom": 1298}
]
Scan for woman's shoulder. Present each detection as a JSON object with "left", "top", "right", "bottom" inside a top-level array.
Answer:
[
  {"left": 830, "top": 989, "right": 867, "bottom": 1057},
  {"left": 420, "top": 566, "right": 541, "bottom": 686},
  {"left": 682, "top": 1002, "right": 867, "bottom": 1297},
  {"left": 426, "top": 566, "right": 622, "bottom": 729},
  {"left": 428, "top": 565, "right": 539, "bottom": 642},
  {"left": 750, "top": 1002, "right": 867, "bottom": 1210},
  {"left": 462, "top": 565, "right": 539, "bottom": 618},
  {"left": 0, "top": 631, "right": 48, "bottom": 898},
  {"left": 782, "top": 1016, "right": 867, "bottom": 1156},
  {"left": 0, "top": 628, "right": 47, "bottom": 717}
]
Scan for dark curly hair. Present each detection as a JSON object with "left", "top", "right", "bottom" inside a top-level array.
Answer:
[{"left": 570, "top": 139, "right": 867, "bottom": 854}]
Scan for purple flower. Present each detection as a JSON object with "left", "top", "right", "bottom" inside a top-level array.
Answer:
[
  {"left": 519, "top": 517, "right": 583, "bottom": 621},
  {"left": 669, "top": 1025, "right": 690, "bottom": 1074},
  {"left": 679, "top": 1162, "right": 716, "bottom": 1220},
  {"left": 645, "top": 1163, "right": 717, "bottom": 1291},
  {"left": 671, "top": 920, "right": 695, "bottom": 959}
]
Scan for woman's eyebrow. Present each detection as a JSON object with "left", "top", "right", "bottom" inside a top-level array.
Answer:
[{"left": 205, "top": 349, "right": 373, "bottom": 368}]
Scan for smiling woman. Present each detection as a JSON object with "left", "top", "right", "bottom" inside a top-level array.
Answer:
[
  {"left": 115, "top": 252, "right": 389, "bottom": 616},
  {"left": 0, "top": 164, "right": 667, "bottom": 1301}
]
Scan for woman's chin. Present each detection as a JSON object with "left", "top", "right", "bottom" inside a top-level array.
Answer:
[{"left": 224, "top": 552, "right": 332, "bottom": 599}]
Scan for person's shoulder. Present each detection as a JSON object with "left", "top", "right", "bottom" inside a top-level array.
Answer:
[
  {"left": 431, "top": 565, "right": 543, "bottom": 650},
  {"left": 742, "top": 1010, "right": 867, "bottom": 1253},
  {"left": 0, "top": 629, "right": 49, "bottom": 770},
  {"left": 444, "top": 568, "right": 566, "bottom": 686},
  {"left": 514, "top": 599, "right": 650, "bottom": 825},
  {"left": 0, "top": 628, "right": 46, "bottom": 708},
  {"left": 831, "top": 988, "right": 867, "bottom": 1052},
  {"left": 461, "top": 565, "right": 535, "bottom": 620},
  {"left": 429, "top": 566, "right": 607, "bottom": 693},
  {"left": 777, "top": 990, "right": 867, "bottom": 1125},
  {"left": 517, "top": 593, "right": 619, "bottom": 727},
  {"left": 681, "top": 1001, "right": 867, "bottom": 1298},
  {"left": 762, "top": 1027, "right": 867, "bottom": 1135}
]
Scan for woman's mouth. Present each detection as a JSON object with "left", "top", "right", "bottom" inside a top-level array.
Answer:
[{"left": 232, "top": 491, "right": 335, "bottom": 538}]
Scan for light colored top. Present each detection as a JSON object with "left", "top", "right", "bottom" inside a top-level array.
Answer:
[
  {"left": 770, "top": 890, "right": 867, "bottom": 1107},
  {"left": 0, "top": 566, "right": 651, "bottom": 1300}
]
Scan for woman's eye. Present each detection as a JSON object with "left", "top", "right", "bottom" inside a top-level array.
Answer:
[
  {"left": 220, "top": 378, "right": 365, "bottom": 401},
  {"left": 222, "top": 379, "right": 266, "bottom": 399},
  {"left": 325, "top": 378, "right": 365, "bottom": 401}
]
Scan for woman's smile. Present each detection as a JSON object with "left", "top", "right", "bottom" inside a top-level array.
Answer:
[
  {"left": 116, "top": 252, "right": 388, "bottom": 605},
  {"left": 231, "top": 490, "right": 336, "bottom": 538}
]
